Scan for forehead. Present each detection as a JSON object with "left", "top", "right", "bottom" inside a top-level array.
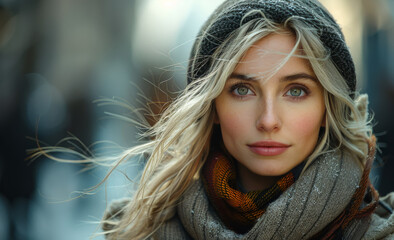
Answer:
[
  {"left": 247, "top": 32, "right": 297, "bottom": 53},
  {"left": 233, "top": 33, "right": 314, "bottom": 79}
]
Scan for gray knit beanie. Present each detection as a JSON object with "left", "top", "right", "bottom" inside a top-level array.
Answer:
[{"left": 187, "top": 0, "right": 356, "bottom": 93}]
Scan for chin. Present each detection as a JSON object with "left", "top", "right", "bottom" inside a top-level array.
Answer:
[{"left": 252, "top": 164, "right": 290, "bottom": 177}]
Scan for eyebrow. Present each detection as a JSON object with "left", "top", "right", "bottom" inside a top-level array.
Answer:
[{"left": 229, "top": 73, "right": 318, "bottom": 82}]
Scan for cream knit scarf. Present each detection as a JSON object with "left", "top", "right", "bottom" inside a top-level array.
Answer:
[{"left": 164, "top": 150, "right": 368, "bottom": 239}]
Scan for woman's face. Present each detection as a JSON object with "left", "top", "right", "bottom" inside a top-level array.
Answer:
[{"left": 214, "top": 33, "right": 326, "bottom": 190}]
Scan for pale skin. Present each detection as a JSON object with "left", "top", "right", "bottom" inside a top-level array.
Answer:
[{"left": 214, "top": 33, "right": 326, "bottom": 191}]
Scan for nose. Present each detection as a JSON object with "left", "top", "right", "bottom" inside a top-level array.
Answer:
[{"left": 256, "top": 98, "right": 281, "bottom": 132}]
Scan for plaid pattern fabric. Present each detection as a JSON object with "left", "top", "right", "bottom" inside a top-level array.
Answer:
[{"left": 202, "top": 151, "right": 295, "bottom": 234}]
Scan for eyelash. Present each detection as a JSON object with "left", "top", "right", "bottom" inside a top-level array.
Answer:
[{"left": 228, "top": 82, "right": 311, "bottom": 100}]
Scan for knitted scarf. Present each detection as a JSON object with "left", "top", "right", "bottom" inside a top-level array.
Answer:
[
  {"left": 173, "top": 137, "right": 379, "bottom": 239},
  {"left": 102, "top": 137, "right": 383, "bottom": 239},
  {"left": 202, "top": 151, "right": 296, "bottom": 233}
]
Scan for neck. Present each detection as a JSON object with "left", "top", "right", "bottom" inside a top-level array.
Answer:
[{"left": 236, "top": 162, "right": 281, "bottom": 191}]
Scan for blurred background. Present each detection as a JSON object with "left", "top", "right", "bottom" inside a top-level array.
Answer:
[{"left": 0, "top": 0, "right": 393, "bottom": 239}]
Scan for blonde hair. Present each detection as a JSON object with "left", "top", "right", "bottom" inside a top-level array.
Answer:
[{"left": 32, "top": 11, "right": 373, "bottom": 240}]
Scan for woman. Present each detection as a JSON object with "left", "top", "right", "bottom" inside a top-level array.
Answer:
[{"left": 102, "top": 0, "right": 394, "bottom": 239}]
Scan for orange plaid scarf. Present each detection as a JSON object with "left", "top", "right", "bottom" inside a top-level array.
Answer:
[{"left": 202, "top": 151, "right": 296, "bottom": 234}]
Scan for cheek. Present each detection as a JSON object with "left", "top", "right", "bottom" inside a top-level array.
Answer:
[
  {"left": 218, "top": 112, "right": 246, "bottom": 138},
  {"left": 216, "top": 101, "right": 254, "bottom": 142},
  {"left": 289, "top": 110, "right": 324, "bottom": 140}
]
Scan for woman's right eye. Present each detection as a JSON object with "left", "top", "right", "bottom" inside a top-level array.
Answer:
[{"left": 231, "top": 84, "right": 253, "bottom": 97}]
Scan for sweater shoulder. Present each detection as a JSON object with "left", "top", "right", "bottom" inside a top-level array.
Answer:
[{"left": 153, "top": 213, "right": 193, "bottom": 239}]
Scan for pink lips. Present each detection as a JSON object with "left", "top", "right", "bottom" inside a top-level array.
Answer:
[{"left": 247, "top": 141, "right": 290, "bottom": 156}]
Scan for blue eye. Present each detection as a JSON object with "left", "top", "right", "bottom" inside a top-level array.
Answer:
[{"left": 286, "top": 87, "right": 306, "bottom": 97}]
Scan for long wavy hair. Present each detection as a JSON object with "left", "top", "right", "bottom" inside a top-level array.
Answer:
[{"left": 31, "top": 11, "right": 373, "bottom": 240}]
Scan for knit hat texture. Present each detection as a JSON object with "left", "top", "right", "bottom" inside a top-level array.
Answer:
[{"left": 187, "top": 0, "right": 356, "bottom": 93}]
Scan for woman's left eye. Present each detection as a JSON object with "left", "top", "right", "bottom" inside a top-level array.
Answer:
[{"left": 285, "top": 87, "right": 306, "bottom": 97}]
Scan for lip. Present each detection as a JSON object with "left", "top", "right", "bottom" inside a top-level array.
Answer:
[{"left": 247, "top": 141, "right": 290, "bottom": 156}]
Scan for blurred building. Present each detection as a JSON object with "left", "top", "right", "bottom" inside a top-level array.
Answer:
[{"left": 361, "top": 0, "right": 394, "bottom": 195}]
